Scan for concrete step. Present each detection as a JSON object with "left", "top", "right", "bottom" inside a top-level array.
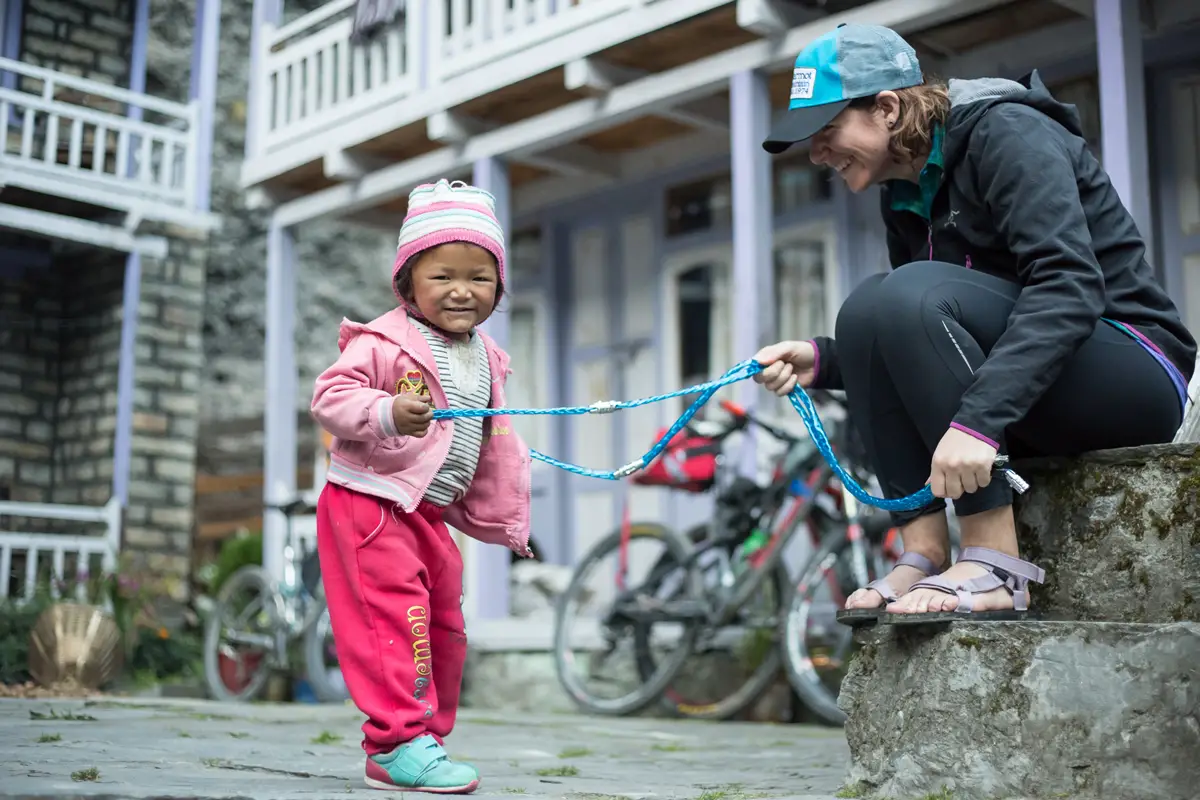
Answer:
[{"left": 839, "top": 620, "right": 1200, "bottom": 800}]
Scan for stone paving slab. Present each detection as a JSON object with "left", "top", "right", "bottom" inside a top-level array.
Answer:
[{"left": 0, "top": 697, "right": 851, "bottom": 800}]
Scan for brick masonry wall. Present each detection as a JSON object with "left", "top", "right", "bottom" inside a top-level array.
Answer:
[
  {"left": 0, "top": 262, "right": 61, "bottom": 505},
  {"left": 19, "top": 0, "right": 134, "bottom": 89},
  {"left": 53, "top": 249, "right": 126, "bottom": 509},
  {"left": 121, "top": 223, "right": 208, "bottom": 599},
  {"left": 147, "top": 0, "right": 397, "bottom": 429}
]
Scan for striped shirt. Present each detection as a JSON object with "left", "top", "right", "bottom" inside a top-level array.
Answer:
[{"left": 412, "top": 319, "right": 491, "bottom": 506}]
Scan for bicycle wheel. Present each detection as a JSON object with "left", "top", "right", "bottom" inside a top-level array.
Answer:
[
  {"left": 552, "top": 522, "right": 703, "bottom": 717},
  {"left": 648, "top": 554, "right": 790, "bottom": 721},
  {"left": 202, "top": 565, "right": 279, "bottom": 702},
  {"left": 302, "top": 599, "right": 350, "bottom": 703},
  {"left": 780, "top": 521, "right": 885, "bottom": 726}
]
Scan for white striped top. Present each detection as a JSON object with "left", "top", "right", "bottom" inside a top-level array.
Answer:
[{"left": 412, "top": 319, "right": 491, "bottom": 506}]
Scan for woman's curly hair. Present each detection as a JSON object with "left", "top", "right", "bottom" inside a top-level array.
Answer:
[{"left": 850, "top": 79, "right": 951, "bottom": 165}]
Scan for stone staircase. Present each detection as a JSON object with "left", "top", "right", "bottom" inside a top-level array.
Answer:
[{"left": 837, "top": 442, "right": 1200, "bottom": 800}]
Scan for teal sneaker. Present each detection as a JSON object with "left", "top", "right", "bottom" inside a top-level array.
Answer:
[{"left": 365, "top": 735, "right": 480, "bottom": 793}]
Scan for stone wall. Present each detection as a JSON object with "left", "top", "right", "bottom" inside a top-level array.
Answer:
[
  {"left": 143, "top": 0, "right": 396, "bottom": 428},
  {"left": 53, "top": 248, "right": 126, "bottom": 509},
  {"left": 122, "top": 224, "right": 208, "bottom": 599},
  {"left": 0, "top": 253, "right": 60, "bottom": 505},
  {"left": 19, "top": 0, "right": 134, "bottom": 93},
  {"left": 143, "top": 0, "right": 395, "bottom": 516}
]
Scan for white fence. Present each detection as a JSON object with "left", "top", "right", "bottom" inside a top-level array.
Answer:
[
  {"left": 432, "top": 0, "right": 631, "bottom": 81},
  {"left": 0, "top": 499, "right": 122, "bottom": 603},
  {"left": 0, "top": 57, "right": 198, "bottom": 217},
  {"left": 250, "top": 0, "right": 688, "bottom": 158},
  {"left": 259, "top": 0, "right": 421, "bottom": 153}
]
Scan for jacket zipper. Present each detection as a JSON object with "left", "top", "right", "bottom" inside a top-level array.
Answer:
[{"left": 927, "top": 224, "right": 933, "bottom": 260}]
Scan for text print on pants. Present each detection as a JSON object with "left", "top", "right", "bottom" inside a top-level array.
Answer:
[{"left": 408, "top": 605, "right": 434, "bottom": 719}]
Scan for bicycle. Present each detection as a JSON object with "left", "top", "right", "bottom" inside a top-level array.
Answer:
[
  {"left": 201, "top": 497, "right": 348, "bottom": 704},
  {"left": 778, "top": 404, "right": 962, "bottom": 725},
  {"left": 552, "top": 392, "right": 867, "bottom": 719},
  {"left": 552, "top": 390, "right": 962, "bottom": 722}
]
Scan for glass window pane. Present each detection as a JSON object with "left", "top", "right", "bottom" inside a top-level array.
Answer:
[
  {"left": 510, "top": 228, "right": 541, "bottom": 288},
  {"left": 772, "top": 158, "right": 833, "bottom": 214},
  {"left": 665, "top": 174, "right": 732, "bottom": 237},
  {"left": 677, "top": 264, "right": 714, "bottom": 383},
  {"left": 775, "top": 239, "right": 828, "bottom": 341}
]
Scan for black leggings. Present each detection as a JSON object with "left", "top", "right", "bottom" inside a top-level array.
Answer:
[{"left": 837, "top": 261, "right": 1183, "bottom": 525}]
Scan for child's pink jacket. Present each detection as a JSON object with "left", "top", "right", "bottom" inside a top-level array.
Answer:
[{"left": 311, "top": 307, "right": 532, "bottom": 556}]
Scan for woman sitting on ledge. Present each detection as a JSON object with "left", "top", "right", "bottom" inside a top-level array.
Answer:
[{"left": 753, "top": 23, "right": 1197, "bottom": 624}]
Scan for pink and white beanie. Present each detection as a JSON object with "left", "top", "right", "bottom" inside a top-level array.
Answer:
[{"left": 391, "top": 179, "right": 507, "bottom": 304}]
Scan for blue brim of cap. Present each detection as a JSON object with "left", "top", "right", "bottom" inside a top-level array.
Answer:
[{"left": 762, "top": 99, "right": 849, "bottom": 154}]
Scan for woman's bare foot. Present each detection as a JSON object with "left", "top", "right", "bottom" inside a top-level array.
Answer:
[
  {"left": 845, "top": 512, "right": 952, "bottom": 610},
  {"left": 887, "top": 506, "right": 1023, "bottom": 615},
  {"left": 884, "top": 560, "right": 1013, "bottom": 614},
  {"left": 844, "top": 563, "right": 931, "bottom": 610}
]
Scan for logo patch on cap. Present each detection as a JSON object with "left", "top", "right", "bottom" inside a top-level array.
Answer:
[{"left": 790, "top": 68, "right": 816, "bottom": 100}]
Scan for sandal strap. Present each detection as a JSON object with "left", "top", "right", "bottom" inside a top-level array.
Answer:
[
  {"left": 863, "top": 551, "right": 940, "bottom": 603},
  {"left": 896, "top": 550, "right": 938, "bottom": 575},
  {"left": 908, "top": 574, "right": 980, "bottom": 612},
  {"left": 864, "top": 577, "right": 900, "bottom": 603},
  {"left": 907, "top": 569, "right": 1033, "bottom": 613},
  {"left": 959, "top": 547, "right": 1045, "bottom": 584}
]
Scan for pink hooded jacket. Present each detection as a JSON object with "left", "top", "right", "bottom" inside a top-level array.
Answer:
[{"left": 311, "top": 307, "right": 532, "bottom": 556}]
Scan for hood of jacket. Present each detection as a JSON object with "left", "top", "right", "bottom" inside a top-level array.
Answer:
[{"left": 941, "top": 70, "right": 1085, "bottom": 170}]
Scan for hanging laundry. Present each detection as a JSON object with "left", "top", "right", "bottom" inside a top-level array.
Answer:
[{"left": 351, "top": 0, "right": 406, "bottom": 44}]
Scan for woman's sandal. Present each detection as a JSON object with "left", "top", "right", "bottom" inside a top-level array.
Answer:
[
  {"left": 835, "top": 551, "right": 940, "bottom": 629},
  {"left": 884, "top": 546, "right": 1045, "bottom": 626}
]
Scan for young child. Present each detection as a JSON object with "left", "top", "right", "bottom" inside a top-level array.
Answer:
[{"left": 311, "top": 179, "right": 533, "bottom": 794}]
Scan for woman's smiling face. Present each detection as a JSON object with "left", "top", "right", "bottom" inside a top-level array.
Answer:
[{"left": 808, "top": 92, "right": 902, "bottom": 192}]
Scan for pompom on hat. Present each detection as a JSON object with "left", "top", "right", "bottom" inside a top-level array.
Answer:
[{"left": 391, "top": 179, "right": 507, "bottom": 303}]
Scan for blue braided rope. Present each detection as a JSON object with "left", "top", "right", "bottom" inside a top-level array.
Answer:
[{"left": 431, "top": 359, "right": 937, "bottom": 512}]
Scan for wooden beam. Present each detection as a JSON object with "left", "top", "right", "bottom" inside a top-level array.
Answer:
[
  {"left": 0, "top": 203, "right": 167, "bottom": 258},
  {"left": 427, "top": 110, "right": 489, "bottom": 144},
  {"left": 273, "top": 0, "right": 1013, "bottom": 227},
  {"left": 516, "top": 143, "right": 619, "bottom": 179},
  {"left": 429, "top": 109, "right": 617, "bottom": 179},
  {"left": 323, "top": 148, "right": 388, "bottom": 181},
  {"left": 736, "top": 0, "right": 825, "bottom": 37},
  {"left": 245, "top": 185, "right": 303, "bottom": 209},
  {"left": 1051, "top": 0, "right": 1094, "bottom": 16},
  {"left": 565, "top": 57, "right": 728, "bottom": 132}
]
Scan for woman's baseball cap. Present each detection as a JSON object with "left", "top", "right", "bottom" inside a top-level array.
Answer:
[{"left": 762, "top": 23, "right": 923, "bottom": 154}]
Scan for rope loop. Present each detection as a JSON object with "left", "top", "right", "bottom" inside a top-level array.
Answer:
[{"left": 432, "top": 358, "right": 947, "bottom": 511}]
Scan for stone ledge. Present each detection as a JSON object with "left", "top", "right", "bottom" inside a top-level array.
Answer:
[
  {"left": 1013, "top": 443, "right": 1200, "bottom": 623},
  {"left": 840, "top": 620, "right": 1200, "bottom": 800}
]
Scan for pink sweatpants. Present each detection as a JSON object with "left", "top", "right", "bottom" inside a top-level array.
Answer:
[{"left": 316, "top": 483, "right": 467, "bottom": 755}]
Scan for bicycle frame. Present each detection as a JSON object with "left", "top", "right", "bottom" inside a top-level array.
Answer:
[
  {"left": 668, "top": 403, "right": 851, "bottom": 628},
  {"left": 262, "top": 499, "right": 327, "bottom": 661}
]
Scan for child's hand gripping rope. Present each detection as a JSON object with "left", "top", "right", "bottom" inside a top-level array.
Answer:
[{"left": 429, "top": 359, "right": 1029, "bottom": 512}]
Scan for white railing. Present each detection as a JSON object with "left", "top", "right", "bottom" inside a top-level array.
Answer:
[
  {"left": 432, "top": 0, "right": 631, "bottom": 81},
  {"left": 0, "top": 498, "right": 122, "bottom": 603},
  {"left": 0, "top": 57, "right": 198, "bottom": 216},
  {"left": 259, "top": 0, "right": 421, "bottom": 153}
]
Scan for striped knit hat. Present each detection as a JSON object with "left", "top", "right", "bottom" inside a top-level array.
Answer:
[{"left": 391, "top": 179, "right": 506, "bottom": 304}]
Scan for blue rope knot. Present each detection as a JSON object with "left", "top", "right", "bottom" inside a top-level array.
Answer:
[{"left": 430, "top": 358, "right": 938, "bottom": 512}]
